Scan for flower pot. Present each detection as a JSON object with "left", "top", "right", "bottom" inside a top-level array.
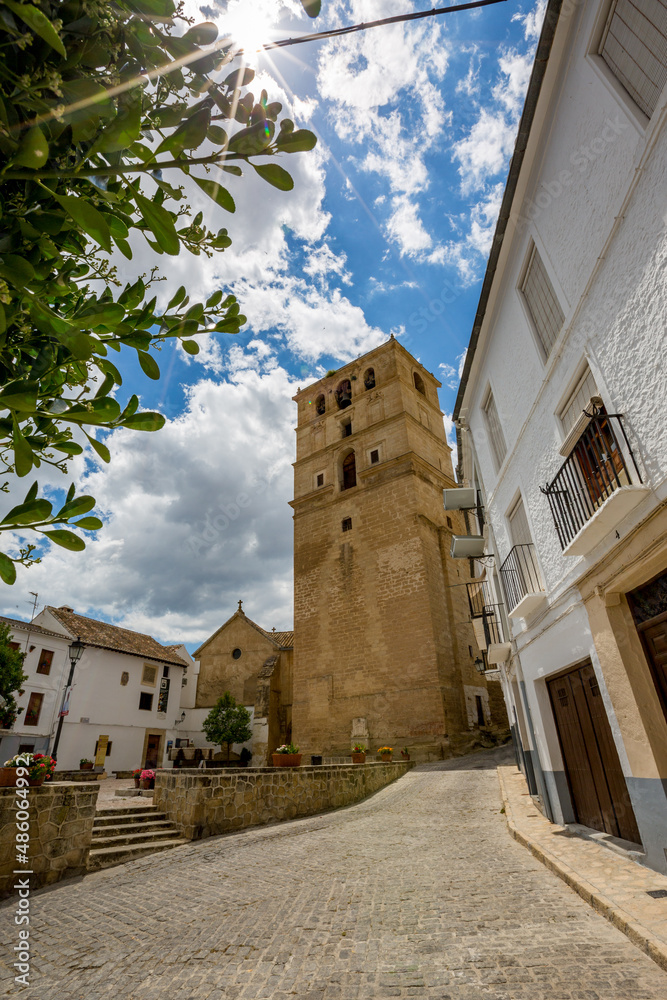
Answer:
[
  {"left": 272, "top": 754, "right": 302, "bottom": 767},
  {"left": 351, "top": 752, "right": 366, "bottom": 764},
  {"left": 79, "top": 762, "right": 94, "bottom": 770},
  {"left": 140, "top": 778, "right": 154, "bottom": 790},
  {"left": 380, "top": 753, "right": 392, "bottom": 762},
  {"left": 0, "top": 767, "right": 18, "bottom": 787},
  {"left": 28, "top": 776, "right": 45, "bottom": 787},
  {"left": 401, "top": 753, "right": 410, "bottom": 761},
  {"left": 134, "top": 778, "right": 141, "bottom": 788}
]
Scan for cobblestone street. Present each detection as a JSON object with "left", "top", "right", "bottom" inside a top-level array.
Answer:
[{"left": 2, "top": 748, "right": 666, "bottom": 999}]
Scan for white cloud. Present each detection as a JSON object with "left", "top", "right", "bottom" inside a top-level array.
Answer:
[
  {"left": 452, "top": 108, "right": 516, "bottom": 195},
  {"left": 513, "top": 1, "right": 547, "bottom": 42},
  {"left": 2, "top": 357, "right": 301, "bottom": 643}
]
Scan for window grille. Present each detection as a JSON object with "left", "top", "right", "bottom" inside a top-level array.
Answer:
[
  {"left": 24, "top": 692, "right": 43, "bottom": 726},
  {"left": 141, "top": 664, "right": 157, "bottom": 686},
  {"left": 521, "top": 244, "right": 564, "bottom": 359},
  {"left": 559, "top": 366, "right": 599, "bottom": 436},
  {"left": 36, "top": 649, "right": 54, "bottom": 675},
  {"left": 600, "top": 0, "right": 667, "bottom": 118},
  {"left": 483, "top": 389, "right": 507, "bottom": 471}
]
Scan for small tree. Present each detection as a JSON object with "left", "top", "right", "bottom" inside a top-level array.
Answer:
[
  {"left": 202, "top": 691, "right": 252, "bottom": 761},
  {"left": 0, "top": 622, "right": 28, "bottom": 729}
]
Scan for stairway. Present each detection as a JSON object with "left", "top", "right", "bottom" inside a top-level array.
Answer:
[{"left": 88, "top": 804, "right": 188, "bottom": 871}]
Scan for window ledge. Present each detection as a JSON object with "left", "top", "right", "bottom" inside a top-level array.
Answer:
[
  {"left": 562, "top": 485, "right": 651, "bottom": 557},
  {"left": 507, "top": 591, "right": 547, "bottom": 620},
  {"left": 487, "top": 642, "right": 512, "bottom": 665}
]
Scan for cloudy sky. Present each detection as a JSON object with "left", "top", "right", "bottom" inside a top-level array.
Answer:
[{"left": 1, "top": 0, "right": 546, "bottom": 647}]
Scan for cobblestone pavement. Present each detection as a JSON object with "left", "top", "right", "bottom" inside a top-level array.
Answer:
[{"left": 2, "top": 747, "right": 666, "bottom": 999}]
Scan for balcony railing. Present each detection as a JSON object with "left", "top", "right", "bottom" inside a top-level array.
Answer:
[
  {"left": 466, "top": 579, "right": 494, "bottom": 619},
  {"left": 541, "top": 412, "right": 642, "bottom": 550},
  {"left": 482, "top": 604, "right": 505, "bottom": 646},
  {"left": 500, "top": 543, "right": 544, "bottom": 617}
]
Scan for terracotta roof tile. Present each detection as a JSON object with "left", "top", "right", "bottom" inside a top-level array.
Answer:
[
  {"left": 47, "top": 607, "right": 187, "bottom": 666},
  {"left": 259, "top": 629, "right": 294, "bottom": 648}
]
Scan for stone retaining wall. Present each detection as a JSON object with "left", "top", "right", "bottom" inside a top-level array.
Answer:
[
  {"left": 154, "top": 761, "right": 414, "bottom": 840},
  {"left": 0, "top": 781, "right": 99, "bottom": 898}
]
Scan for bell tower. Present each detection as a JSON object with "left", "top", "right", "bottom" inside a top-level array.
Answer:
[{"left": 290, "top": 337, "right": 500, "bottom": 760}]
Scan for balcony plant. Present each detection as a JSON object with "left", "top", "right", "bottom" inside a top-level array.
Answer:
[
  {"left": 132, "top": 768, "right": 143, "bottom": 788},
  {"left": 400, "top": 747, "right": 410, "bottom": 760},
  {"left": 377, "top": 746, "right": 393, "bottom": 761},
  {"left": 140, "top": 768, "right": 156, "bottom": 790},
  {"left": 79, "top": 758, "right": 94, "bottom": 770},
  {"left": 271, "top": 743, "right": 302, "bottom": 767},
  {"left": 351, "top": 743, "right": 367, "bottom": 763}
]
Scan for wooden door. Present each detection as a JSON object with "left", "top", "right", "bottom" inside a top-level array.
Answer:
[
  {"left": 547, "top": 661, "right": 641, "bottom": 844},
  {"left": 637, "top": 610, "right": 667, "bottom": 723},
  {"left": 144, "top": 733, "right": 161, "bottom": 768}
]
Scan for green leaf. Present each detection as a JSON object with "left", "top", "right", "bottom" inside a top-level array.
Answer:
[
  {"left": 12, "top": 422, "right": 33, "bottom": 477},
  {"left": 114, "top": 238, "right": 133, "bottom": 260},
  {"left": 24, "top": 482, "right": 39, "bottom": 504},
  {"left": 13, "top": 127, "right": 49, "bottom": 169},
  {"left": 300, "top": 0, "right": 321, "bottom": 16},
  {"left": 73, "top": 517, "right": 103, "bottom": 531},
  {"left": 229, "top": 120, "right": 273, "bottom": 155},
  {"left": 121, "top": 411, "right": 166, "bottom": 431},
  {"left": 84, "top": 433, "right": 111, "bottom": 464},
  {"left": 4, "top": 1, "right": 67, "bottom": 56},
  {"left": 207, "top": 125, "right": 228, "bottom": 145},
  {"left": 181, "top": 340, "right": 200, "bottom": 355},
  {"left": 206, "top": 290, "right": 223, "bottom": 308},
  {"left": 155, "top": 107, "right": 211, "bottom": 157},
  {"left": 53, "top": 441, "right": 84, "bottom": 455},
  {"left": 134, "top": 193, "right": 180, "bottom": 255},
  {"left": 193, "top": 177, "right": 235, "bottom": 213},
  {"left": 137, "top": 351, "right": 160, "bottom": 380},
  {"left": 0, "top": 553, "right": 16, "bottom": 586},
  {"left": 70, "top": 303, "right": 125, "bottom": 330},
  {"left": 66, "top": 483, "right": 76, "bottom": 504},
  {"left": 167, "top": 286, "right": 186, "bottom": 309},
  {"left": 1, "top": 498, "right": 52, "bottom": 526},
  {"left": 224, "top": 67, "right": 255, "bottom": 88},
  {"left": 54, "top": 195, "right": 112, "bottom": 253},
  {"left": 183, "top": 21, "right": 218, "bottom": 45},
  {"left": 120, "top": 331, "right": 152, "bottom": 351},
  {"left": 97, "top": 359, "right": 122, "bottom": 385},
  {"left": 63, "top": 397, "right": 122, "bottom": 425},
  {"left": 0, "top": 380, "right": 38, "bottom": 413},
  {"left": 93, "top": 99, "right": 141, "bottom": 154},
  {"left": 0, "top": 254, "right": 35, "bottom": 287},
  {"left": 252, "top": 162, "right": 294, "bottom": 191},
  {"left": 43, "top": 530, "right": 85, "bottom": 552},
  {"left": 220, "top": 164, "right": 243, "bottom": 176},
  {"left": 120, "top": 395, "right": 140, "bottom": 420},
  {"left": 57, "top": 496, "right": 96, "bottom": 519},
  {"left": 276, "top": 128, "right": 317, "bottom": 153}
]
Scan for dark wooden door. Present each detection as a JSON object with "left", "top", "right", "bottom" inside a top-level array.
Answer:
[
  {"left": 144, "top": 733, "right": 161, "bottom": 768},
  {"left": 637, "top": 610, "right": 667, "bottom": 723},
  {"left": 547, "top": 661, "right": 641, "bottom": 844}
]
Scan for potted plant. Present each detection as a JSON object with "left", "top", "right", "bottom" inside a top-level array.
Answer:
[
  {"left": 378, "top": 746, "right": 393, "bottom": 762},
  {"left": 140, "top": 768, "right": 156, "bottom": 790},
  {"left": 1, "top": 752, "right": 56, "bottom": 787},
  {"left": 400, "top": 747, "right": 410, "bottom": 760},
  {"left": 79, "top": 758, "right": 94, "bottom": 770},
  {"left": 132, "top": 768, "right": 142, "bottom": 788},
  {"left": 351, "top": 743, "right": 367, "bottom": 763},
  {"left": 239, "top": 747, "right": 253, "bottom": 768},
  {"left": 271, "top": 743, "right": 302, "bottom": 767}
]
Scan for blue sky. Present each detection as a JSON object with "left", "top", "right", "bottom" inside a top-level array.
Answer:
[{"left": 0, "top": 0, "right": 546, "bottom": 646}]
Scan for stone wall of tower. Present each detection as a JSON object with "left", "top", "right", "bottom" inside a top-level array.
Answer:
[{"left": 291, "top": 338, "right": 507, "bottom": 760}]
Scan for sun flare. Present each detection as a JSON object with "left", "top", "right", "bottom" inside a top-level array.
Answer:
[{"left": 223, "top": 0, "right": 279, "bottom": 57}]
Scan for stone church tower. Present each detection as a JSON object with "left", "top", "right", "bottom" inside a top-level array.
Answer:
[{"left": 290, "top": 336, "right": 505, "bottom": 760}]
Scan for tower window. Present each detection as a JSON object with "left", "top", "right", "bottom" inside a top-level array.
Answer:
[
  {"left": 364, "top": 368, "right": 375, "bottom": 390},
  {"left": 139, "top": 692, "right": 153, "bottom": 711},
  {"left": 342, "top": 452, "right": 357, "bottom": 490},
  {"left": 446, "top": 516, "right": 453, "bottom": 529},
  {"left": 370, "top": 449, "right": 379, "bottom": 464},
  {"left": 413, "top": 371, "right": 426, "bottom": 395},
  {"left": 341, "top": 419, "right": 352, "bottom": 438},
  {"left": 335, "top": 379, "right": 352, "bottom": 409},
  {"left": 316, "top": 473, "right": 324, "bottom": 487},
  {"left": 232, "top": 648, "right": 242, "bottom": 659},
  {"left": 37, "top": 649, "right": 54, "bottom": 675},
  {"left": 342, "top": 517, "right": 352, "bottom": 532},
  {"left": 315, "top": 394, "right": 325, "bottom": 415}
]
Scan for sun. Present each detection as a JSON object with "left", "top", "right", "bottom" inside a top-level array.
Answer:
[{"left": 223, "top": 0, "right": 279, "bottom": 58}]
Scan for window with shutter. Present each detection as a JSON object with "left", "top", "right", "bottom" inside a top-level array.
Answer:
[
  {"left": 521, "top": 244, "right": 564, "bottom": 359},
  {"left": 600, "top": 0, "right": 667, "bottom": 118},
  {"left": 483, "top": 389, "right": 507, "bottom": 471}
]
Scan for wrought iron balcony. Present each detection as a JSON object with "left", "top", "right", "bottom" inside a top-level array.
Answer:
[
  {"left": 482, "top": 604, "right": 505, "bottom": 647},
  {"left": 466, "top": 579, "right": 494, "bottom": 619},
  {"left": 541, "top": 412, "right": 647, "bottom": 556},
  {"left": 500, "top": 543, "right": 546, "bottom": 619}
]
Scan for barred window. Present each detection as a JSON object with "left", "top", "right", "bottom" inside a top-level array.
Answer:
[
  {"left": 483, "top": 389, "right": 507, "bottom": 471},
  {"left": 521, "top": 244, "right": 564, "bottom": 359},
  {"left": 600, "top": 0, "right": 667, "bottom": 118}
]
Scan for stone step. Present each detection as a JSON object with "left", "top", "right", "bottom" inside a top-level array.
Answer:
[
  {"left": 91, "top": 827, "right": 180, "bottom": 849},
  {"left": 92, "top": 818, "right": 173, "bottom": 837},
  {"left": 87, "top": 838, "right": 189, "bottom": 871},
  {"left": 93, "top": 807, "right": 164, "bottom": 826}
]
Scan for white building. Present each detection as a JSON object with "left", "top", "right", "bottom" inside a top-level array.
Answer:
[
  {"left": 1, "top": 607, "right": 193, "bottom": 772},
  {"left": 453, "top": 0, "right": 667, "bottom": 873}
]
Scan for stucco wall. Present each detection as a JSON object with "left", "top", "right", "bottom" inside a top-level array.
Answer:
[
  {"left": 154, "top": 761, "right": 414, "bottom": 840},
  {"left": 0, "top": 781, "right": 99, "bottom": 898}
]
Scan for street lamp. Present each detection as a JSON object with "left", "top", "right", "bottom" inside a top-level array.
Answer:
[
  {"left": 474, "top": 656, "right": 486, "bottom": 675},
  {"left": 51, "top": 637, "right": 85, "bottom": 760}
]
